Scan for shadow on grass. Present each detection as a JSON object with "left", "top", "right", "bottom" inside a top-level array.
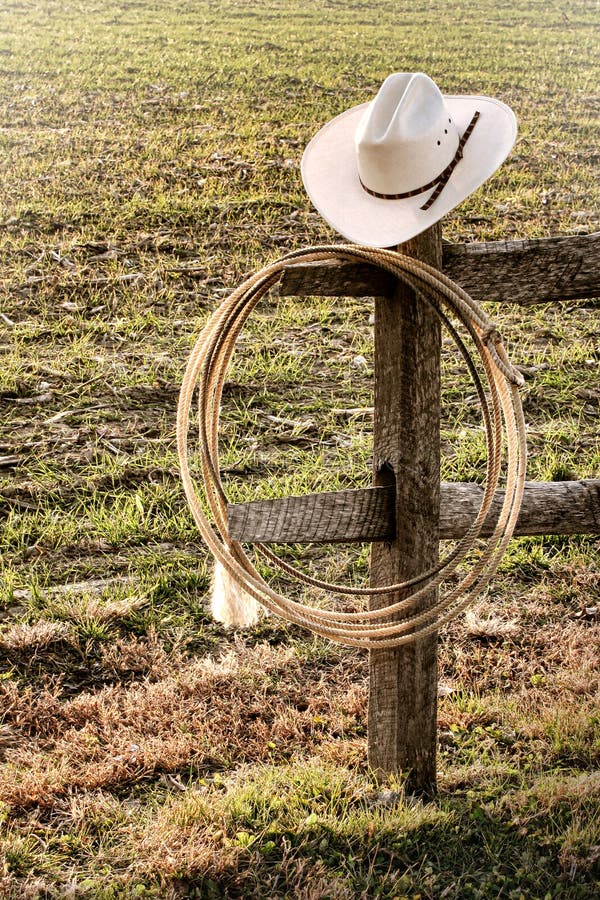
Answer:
[{"left": 131, "top": 762, "right": 600, "bottom": 900}]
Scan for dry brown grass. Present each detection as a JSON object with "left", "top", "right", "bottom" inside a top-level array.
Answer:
[
  {"left": 0, "top": 641, "right": 366, "bottom": 811},
  {"left": 0, "top": 620, "right": 72, "bottom": 652}
]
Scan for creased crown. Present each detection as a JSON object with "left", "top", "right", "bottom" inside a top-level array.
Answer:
[{"left": 355, "top": 73, "right": 460, "bottom": 195}]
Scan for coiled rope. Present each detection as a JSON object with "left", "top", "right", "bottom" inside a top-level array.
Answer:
[{"left": 177, "top": 245, "right": 527, "bottom": 648}]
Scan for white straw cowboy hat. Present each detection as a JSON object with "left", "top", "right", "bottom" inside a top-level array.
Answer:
[{"left": 301, "top": 72, "right": 517, "bottom": 248}]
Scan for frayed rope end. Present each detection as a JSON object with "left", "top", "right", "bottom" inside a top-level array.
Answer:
[{"left": 210, "top": 560, "right": 262, "bottom": 628}]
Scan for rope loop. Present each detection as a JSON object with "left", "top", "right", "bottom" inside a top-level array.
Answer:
[{"left": 177, "top": 245, "right": 527, "bottom": 648}]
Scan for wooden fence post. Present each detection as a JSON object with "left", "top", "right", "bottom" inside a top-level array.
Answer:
[{"left": 368, "top": 224, "right": 442, "bottom": 794}]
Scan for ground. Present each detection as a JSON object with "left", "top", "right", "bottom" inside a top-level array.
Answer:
[{"left": 0, "top": 1, "right": 598, "bottom": 897}]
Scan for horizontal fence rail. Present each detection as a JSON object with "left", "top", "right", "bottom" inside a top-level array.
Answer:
[
  {"left": 227, "top": 479, "right": 600, "bottom": 544},
  {"left": 280, "top": 232, "right": 600, "bottom": 305}
]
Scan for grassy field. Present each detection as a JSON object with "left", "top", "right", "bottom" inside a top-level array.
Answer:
[{"left": 1, "top": 0, "right": 599, "bottom": 896}]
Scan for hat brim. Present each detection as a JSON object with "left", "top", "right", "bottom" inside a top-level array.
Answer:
[{"left": 301, "top": 95, "right": 517, "bottom": 248}]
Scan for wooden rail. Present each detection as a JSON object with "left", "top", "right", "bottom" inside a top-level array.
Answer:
[
  {"left": 228, "top": 480, "right": 600, "bottom": 543},
  {"left": 280, "top": 232, "right": 600, "bottom": 305}
]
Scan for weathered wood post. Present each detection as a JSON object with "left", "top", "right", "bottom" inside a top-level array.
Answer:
[{"left": 369, "top": 224, "right": 442, "bottom": 793}]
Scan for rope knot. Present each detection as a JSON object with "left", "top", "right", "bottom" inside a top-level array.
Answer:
[{"left": 481, "top": 325, "right": 525, "bottom": 388}]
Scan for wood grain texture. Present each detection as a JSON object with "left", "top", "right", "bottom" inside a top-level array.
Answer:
[
  {"left": 368, "top": 225, "right": 442, "bottom": 793},
  {"left": 279, "top": 232, "right": 600, "bottom": 305},
  {"left": 440, "top": 479, "right": 600, "bottom": 537},
  {"left": 443, "top": 232, "right": 599, "bottom": 305},
  {"left": 227, "top": 480, "right": 600, "bottom": 543},
  {"left": 228, "top": 486, "right": 395, "bottom": 543},
  {"left": 281, "top": 259, "right": 395, "bottom": 298}
]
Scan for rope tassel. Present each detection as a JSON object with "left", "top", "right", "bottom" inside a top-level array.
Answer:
[{"left": 211, "top": 559, "right": 262, "bottom": 628}]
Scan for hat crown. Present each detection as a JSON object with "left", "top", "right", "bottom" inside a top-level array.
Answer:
[{"left": 356, "top": 73, "right": 460, "bottom": 195}]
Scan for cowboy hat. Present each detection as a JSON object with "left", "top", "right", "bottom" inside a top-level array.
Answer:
[{"left": 301, "top": 73, "right": 517, "bottom": 248}]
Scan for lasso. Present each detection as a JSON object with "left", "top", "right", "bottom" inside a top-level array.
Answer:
[{"left": 177, "top": 245, "right": 527, "bottom": 649}]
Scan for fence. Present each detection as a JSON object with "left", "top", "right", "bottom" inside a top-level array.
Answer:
[{"left": 226, "top": 228, "right": 599, "bottom": 794}]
